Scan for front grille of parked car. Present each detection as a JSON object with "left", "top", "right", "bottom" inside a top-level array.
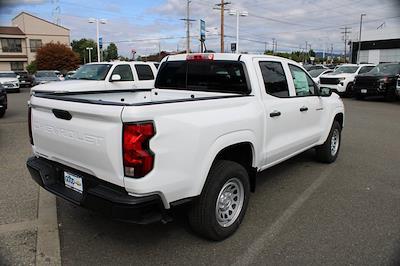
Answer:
[
  {"left": 355, "top": 77, "right": 379, "bottom": 88},
  {"left": 320, "top": 78, "right": 340, "bottom": 85}
]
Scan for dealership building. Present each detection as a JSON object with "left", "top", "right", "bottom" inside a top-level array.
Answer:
[
  {"left": 351, "top": 27, "right": 400, "bottom": 64},
  {"left": 0, "top": 12, "right": 70, "bottom": 71}
]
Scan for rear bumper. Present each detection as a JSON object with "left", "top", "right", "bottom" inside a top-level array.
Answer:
[{"left": 26, "top": 156, "right": 166, "bottom": 224}]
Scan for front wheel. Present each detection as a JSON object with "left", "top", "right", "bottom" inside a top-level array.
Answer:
[
  {"left": 315, "top": 121, "right": 341, "bottom": 163},
  {"left": 188, "top": 160, "right": 250, "bottom": 241},
  {"left": 0, "top": 108, "right": 5, "bottom": 118},
  {"left": 345, "top": 83, "right": 354, "bottom": 97}
]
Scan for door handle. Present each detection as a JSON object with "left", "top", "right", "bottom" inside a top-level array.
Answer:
[
  {"left": 300, "top": 106, "right": 309, "bottom": 112},
  {"left": 269, "top": 111, "right": 281, "bottom": 117}
]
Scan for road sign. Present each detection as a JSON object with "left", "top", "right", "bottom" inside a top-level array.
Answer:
[
  {"left": 231, "top": 43, "right": 236, "bottom": 52},
  {"left": 200, "top": 19, "right": 206, "bottom": 41},
  {"left": 99, "top": 37, "right": 103, "bottom": 49}
]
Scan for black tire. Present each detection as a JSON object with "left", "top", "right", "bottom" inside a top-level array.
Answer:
[
  {"left": 345, "top": 83, "right": 354, "bottom": 98},
  {"left": 316, "top": 121, "right": 341, "bottom": 163},
  {"left": 188, "top": 160, "right": 250, "bottom": 241},
  {"left": 384, "top": 89, "right": 397, "bottom": 102},
  {"left": 0, "top": 108, "right": 5, "bottom": 118}
]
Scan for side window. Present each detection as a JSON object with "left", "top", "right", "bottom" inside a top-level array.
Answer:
[
  {"left": 135, "top": 64, "right": 154, "bottom": 80},
  {"left": 259, "top": 61, "right": 289, "bottom": 97},
  {"left": 288, "top": 64, "right": 316, "bottom": 96},
  {"left": 111, "top": 65, "right": 134, "bottom": 81},
  {"left": 358, "top": 66, "right": 374, "bottom": 74}
]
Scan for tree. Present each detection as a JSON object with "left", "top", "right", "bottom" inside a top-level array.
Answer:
[
  {"left": 71, "top": 38, "right": 97, "bottom": 64},
  {"left": 104, "top": 43, "right": 118, "bottom": 61},
  {"left": 26, "top": 60, "right": 37, "bottom": 74},
  {"left": 36, "top": 42, "right": 80, "bottom": 73}
]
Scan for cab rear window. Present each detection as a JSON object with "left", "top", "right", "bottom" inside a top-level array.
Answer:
[{"left": 155, "top": 60, "right": 250, "bottom": 94}]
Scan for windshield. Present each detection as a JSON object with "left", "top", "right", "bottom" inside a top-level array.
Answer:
[
  {"left": 155, "top": 60, "right": 249, "bottom": 94},
  {"left": 309, "top": 69, "right": 326, "bottom": 78},
  {"left": 334, "top": 66, "right": 359, "bottom": 74},
  {"left": 369, "top": 64, "right": 400, "bottom": 75},
  {"left": 70, "top": 64, "right": 112, "bottom": 80},
  {"left": 0, "top": 72, "right": 17, "bottom": 78},
  {"left": 36, "top": 71, "right": 57, "bottom": 77}
]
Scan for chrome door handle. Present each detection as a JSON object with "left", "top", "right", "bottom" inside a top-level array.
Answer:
[
  {"left": 269, "top": 111, "right": 281, "bottom": 117},
  {"left": 300, "top": 106, "right": 308, "bottom": 112}
]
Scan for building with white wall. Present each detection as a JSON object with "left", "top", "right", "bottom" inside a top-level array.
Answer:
[
  {"left": 351, "top": 27, "right": 400, "bottom": 64},
  {"left": 0, "top": 12, "right": 70, "bottom": 71}
]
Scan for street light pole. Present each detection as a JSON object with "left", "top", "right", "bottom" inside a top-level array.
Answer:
[
  {"left": 229, "top": 9, "right": 248, "bottom": 54},
  {"left": 357, "top": 14, "right": 366, "bottom": 64},
  {"left": 89, "top": 18, "right": 106, "bottom": 62}
]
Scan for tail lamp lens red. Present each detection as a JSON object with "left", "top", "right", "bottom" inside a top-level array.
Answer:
[{"left": 123, "top": 122, "right": 155, "bottom": 178}]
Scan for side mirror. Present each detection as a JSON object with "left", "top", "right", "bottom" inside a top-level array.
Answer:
[
  {"left": 110, "top": 74, "right": 121, "bottom": 81},
  {"left": 17, "top": 75, "right": 20, "bottom": 79},
  {"left": 319, "top": 87, "right": 332, "bottom": 97}
]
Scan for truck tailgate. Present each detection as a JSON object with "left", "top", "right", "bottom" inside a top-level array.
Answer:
[{"left": 30, "top": 96, "right": 125, "bottom": 186}]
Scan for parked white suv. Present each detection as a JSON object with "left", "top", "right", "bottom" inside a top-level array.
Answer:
[
  {"left": 27, "top": 53, "right": 344, "bottom": 240},
  {"left": 0, "top": 71, "right": 20, "bottom": 92},
  {"left": 31, "top": 61, "right": 158, "bottom": 93},
  {"left": 319, "top": 64, "right": 375, "bottom": 97}
]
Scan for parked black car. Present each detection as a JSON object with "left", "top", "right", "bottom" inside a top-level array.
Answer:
[
  {"left": 353, "top": 63, "right": 400, "bottom": 101},
  {"left": 15, "top": 71, "right": 33, "bottom": 87},
  {"left": 0, "top": 84, "right": 7, "bottom": 118}
]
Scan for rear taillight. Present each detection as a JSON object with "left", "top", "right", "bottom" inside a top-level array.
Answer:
[
  {"left": 123, "top": 122, "right": 155, "bottom": 178},
  {"left": 28, "top": 106, "right": 33, "bottom": 145}
]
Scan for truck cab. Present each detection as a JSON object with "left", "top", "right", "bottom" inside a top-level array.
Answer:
[{"left": 31, "top": 61, "right": 158, "bottom": 93}]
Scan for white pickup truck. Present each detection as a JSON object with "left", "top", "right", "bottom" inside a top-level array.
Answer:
[
  {"left": 31, "top": 61, "right": 158, "bottom": 93},
  {"left": 319, "top": 64, "right": 375, "bottom": 97},
  {"left": 27, "top": 53, "right": 344, "bottom": 240}
]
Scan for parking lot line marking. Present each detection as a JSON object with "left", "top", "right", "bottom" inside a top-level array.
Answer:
[
  {"left": 233, "top": 166, "right": 335, "bottom": 266},
  {"left": 0, "top": 220, "right": 37, "bottom": 234},
  {"left": 36, "top": 188, "right": 61, "bottom": 266}
]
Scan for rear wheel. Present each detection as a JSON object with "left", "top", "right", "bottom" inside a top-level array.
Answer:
[
  {"left": 0, "top": 108, "right": 5, "bottom": 118},
  {"left": 188, "top": 160, "right": 250, "bottom": 241},
  {"left": 316, "top": 121, "right": 341, "bottom": 163}
]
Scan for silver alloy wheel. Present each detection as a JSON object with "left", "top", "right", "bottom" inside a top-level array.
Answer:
[
  {"left": 215, "top": 177, "right": 244, "bottom": 227},
  {"left": 331, "top": 128, "right": 340, "bottom": 156}
]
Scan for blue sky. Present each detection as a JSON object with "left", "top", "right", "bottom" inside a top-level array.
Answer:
[{"left": 1, "top": 0, "right": 399, "bottom": 57}]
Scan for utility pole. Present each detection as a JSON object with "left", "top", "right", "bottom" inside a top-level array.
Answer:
[
  {"left": 180, "top": 0, "right": 195, "bottom": 53},
  {"left": 341, "top": 26, "right": 351, "bottom": 63},
  {"left": 215, "top": 1, "right": 231, "bottom": 53},
  {"left": 304, "top": 41, "right": 308, "bottom": 64},
  {"left": 357, "top": 14, "right": 366, "bottom": 64},
  {"left": 272, "top": 38, "right": 275, "bottom": 54},
  {"left": 330, "top": 43, "right": 333, "bottom": 63}
]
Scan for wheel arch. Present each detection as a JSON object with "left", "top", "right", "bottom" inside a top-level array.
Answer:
[{"left": 197, "top": 131, "right": 258, "bottom": 196}]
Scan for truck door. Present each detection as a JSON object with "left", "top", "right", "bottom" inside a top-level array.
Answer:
[
  {"left": 106, "top": 64, "right": 137, "bottom": 90},
  {"left": 256, "top": 59, "right": 309, "bottom": 166},
  {"left": 287, "top": 64, "right": 324, "bottom": 148},
  {"left": 133, "top": 64, "right": 156, "bottom": 89}
]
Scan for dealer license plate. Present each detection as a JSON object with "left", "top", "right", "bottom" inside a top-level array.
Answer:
[
  {"left": 64, "top": 172, "right": 83, "bottom": 193},
  {"left": 361, "top": 89, "right": 367, "bottom": 93}
]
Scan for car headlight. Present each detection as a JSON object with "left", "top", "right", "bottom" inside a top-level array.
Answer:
[{"left": 338, "top": 77, "right": 346, "bottom": 81}]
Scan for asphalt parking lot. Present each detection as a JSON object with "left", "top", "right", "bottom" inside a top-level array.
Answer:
[{"left": 1, "top": 89, "right": 400, "bottom": 265}]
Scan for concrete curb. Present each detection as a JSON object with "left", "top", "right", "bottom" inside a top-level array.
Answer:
[{"left": 36, "top": 188, "right": 61, "bottom": 266}]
